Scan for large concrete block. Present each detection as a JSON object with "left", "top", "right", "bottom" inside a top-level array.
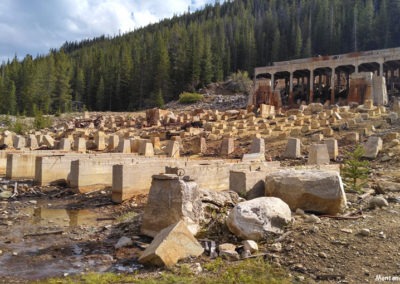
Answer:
[
  {"left": 138, "top": 221, "right": 204, "bottom": 268},
  {"left": 323, "top": 138, "right": 338, "bottom": 160},
  {"left": 220, "top": 138, "right": 234, "bottom": 155},
  {"left": 141, "top": 174, "right": 203, "bottom": 237},
  {"left": 229, "top": 169, "right": 270, "bottom": 199},
  {"left": 282, "top": 137, "right": 301, "bottom": 159},
  {"left": 307, "top": 144, "right": 330, "bottom": 165},
  {"left": 363, "top": 136, "right": 383, "bottom": 159},
  {"left": 112, "top": 160, "right": 176, "bottom": 203},
  {"left": 265, "top": 169, "right": 347, "bottom": 215}
]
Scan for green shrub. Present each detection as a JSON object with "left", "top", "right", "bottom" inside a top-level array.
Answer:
[
  {"left": 341, "top": 144, "right": 370, "bottom": 192},
  {"left": 11, "top": 117, "right": 29, "bottom": 135},
  {"left": 225, "top": 70, "right": 253, "bottom": 94},
  {"left": 179, "top": 92, "right": 203, "bottom": 104},
  {"left": 33, "top": 109, "right": 52, "bottom": 130}
]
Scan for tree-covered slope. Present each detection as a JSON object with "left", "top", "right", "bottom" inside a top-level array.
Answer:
[{"left": 0, "top": 0, "right": 399, "bottom": 115}]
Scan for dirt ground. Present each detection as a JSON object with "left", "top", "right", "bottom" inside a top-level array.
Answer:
[{"left": 0, "top": 153, "right": 399, "bottom": 283}]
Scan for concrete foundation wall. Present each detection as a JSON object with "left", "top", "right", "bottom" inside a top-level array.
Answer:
[
  {"left": 35, "top": 153, "right": 139, "bottom": 186},
  {"left": 112, "top": 160, "right": 278, "bottom": 203},
  {"left": 112, "top": 160, "right": 177, "bottom": 203},
  {"left": 0, "top": 150, "right": 22, "bottom": 174},
  {"left": 69, "top": 156, "right": 168, "bottom": 193},
  {"left": 6, "top": 151, "right": 70, "bottom": 179}
]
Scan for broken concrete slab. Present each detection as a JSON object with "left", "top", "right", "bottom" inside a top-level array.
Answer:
[
  {"left": 265, "top": 169, "right": 347, "bottom": 215},
  {"left": 226, "top": 197, "right": 291, "bottom": 241},
  {"left": 138, "top": 221, "right": 204, "bottom": 268}
]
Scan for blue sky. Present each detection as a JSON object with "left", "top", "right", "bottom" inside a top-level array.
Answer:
[{"left": 0, "top": 0, "right": 214, "bottom": 63}]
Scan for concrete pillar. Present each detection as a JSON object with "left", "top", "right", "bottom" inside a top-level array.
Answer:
[
  {"left": 330, "top": 68, "right": 335, "bottom": 104},
  {"left": 379, "top": 62, "right": 384, "bottom": 77},
  {"left": 271, "top": 73, "right": 275, "bottom": 91},
  {"left": 289, "top": 72, "right": 294, "bottom": 105},
  {"left": 309, "top": 69, "right": 314, "bottom": 103}
]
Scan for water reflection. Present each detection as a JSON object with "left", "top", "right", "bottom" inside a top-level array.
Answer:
[{"left": 31, "top": 207, "right": 98, "bottom": 227}]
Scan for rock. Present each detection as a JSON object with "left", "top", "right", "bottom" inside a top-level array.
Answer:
[
  {"left": 226, "top": 197, "right": 292, "bottom": 241},
  {"left": 318, "top": 252, "right": 328, "bottom": 258},
  {"left": 141, "top": 174, "right": 203, "bottom": 237},
  {"left": 295, "top": 208, "right": 305, "bottom": 216},
  {"left": 241, "top": 249, "right": 251, "bottom": 258},
  {"left": 138, "top": 221, "right": 204, "bottom": 268},
  {"left": 378, "top": 231, "right": 386, "bottom": 239},
  {"left": 242, "top": 240, "right": 258, "bottom": 253},
  {"left": 368, "top": 196, "right": 389, "bottom": 209},
  {"left": 0, "top": 191, "right": 12, "bottom": 199},
  {"left": 270, "top": 242, "right": 282, "bottom": 252},
  {"left": 115, "top": 236, "right": 133, "bottom": 249},
  {"left": 265, "top": 169, "right": 347, "bottom": 215},
  {"left": 304, "top": 214, "right": 321, "bottom": 224},
  {"left": 377, "top": 181, "right": 400, "bottom": 192},
  {"left": 340, "top": 228, "right": 353, "bottom": 234},
  {"left": 219, "top": 250, "right": 240, "bottom": 261},
  {"left": 359, "top": 228, "right": 370, "bottom": 236},
  {"left": 218, "top": 243, "right": 236, "bottom": 252},
  {"left": 28, "top": 200, "right": 37, "bottom": 205}
]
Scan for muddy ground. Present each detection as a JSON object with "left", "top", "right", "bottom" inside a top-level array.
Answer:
[{"left": 0, "top": 156, "right": 399, "bottom": 283}]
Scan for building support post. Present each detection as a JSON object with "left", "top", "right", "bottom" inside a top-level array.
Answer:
[
  {"left": 309, "top": 69, "right": 314, "bottom": 103},
  {"left": 331, "top": 67, "right": 335, "bottom": 104},
  {"left": 289, "top": 72, "right": 294, "bottom": 106}
]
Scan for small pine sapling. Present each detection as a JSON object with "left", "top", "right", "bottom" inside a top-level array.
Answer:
[{"left": 341, "top": 144, "right": 370, "bottom": 192}]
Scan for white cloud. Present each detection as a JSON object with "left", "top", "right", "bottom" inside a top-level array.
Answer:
[{"left": 0, "top": 0, "right": 214, "bottom": 63}]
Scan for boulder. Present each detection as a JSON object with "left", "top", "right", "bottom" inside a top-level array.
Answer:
[
  {"left": 226, "top": 197, "right": 291, "bottom": 241},
  {"left": 265, "top": 169, "right": 347, "bottom": 215},
  {"left": 138, "top": 221, "right": 204, "bottom": 268}
]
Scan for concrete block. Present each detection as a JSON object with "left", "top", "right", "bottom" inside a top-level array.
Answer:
[
  {"left": 74, "top": 137, "right": 86, "bottom": 152},
  {"left": 282, "top": 137, "right": 301, "bottom": 159},
  {"left": 230, "top": 168, "right": 280, "bottom": 199},
  {"left": 323, "top": 138, "right": 338, "bottom": 160},
  {"left": 220, "top": 138, "right": 234, "bottom": 155},
  {"left": 308, "top": 144, "right": 330, "bottom": 165}
]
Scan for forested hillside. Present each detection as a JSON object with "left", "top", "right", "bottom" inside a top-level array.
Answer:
[{"left": 0, "top": 0, "right": 399, "bottom": 115}]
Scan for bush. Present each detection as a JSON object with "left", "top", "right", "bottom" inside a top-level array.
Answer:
[
  {"left": 341, "top": 144, "right": 370, "bottom": 192},
  {"left": 179, "top": 92, "right": 203, "bottom": 104},
  {"left": 33, "top": 110, "right": 52, "bottom": 130},
  {"left": 11, "top": 117, "right": 28, "bottom": 135},
  {"left": 224, "top": 70, "right": 253, "bottom": 94}
]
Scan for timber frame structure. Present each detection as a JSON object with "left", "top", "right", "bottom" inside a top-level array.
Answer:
[{"left": 253, "top": 47, "right": 400, "bottom": 107}]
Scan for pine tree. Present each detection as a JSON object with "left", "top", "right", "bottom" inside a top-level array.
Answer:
[
  {"left": 95, "top": 76, "right": 105, "bottom": 110},
  {"left": 53, "top": 51, "right": 72, "bottom": 113}
]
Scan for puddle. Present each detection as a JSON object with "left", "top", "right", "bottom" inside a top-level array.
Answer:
[
  {"left": 25, "top": 207, "right": 102, "bottom": 227},
  {"left": 0, "top": 204, "right": 117, "bottom": 280}
]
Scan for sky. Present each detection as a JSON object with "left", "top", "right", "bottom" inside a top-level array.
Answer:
[{"left": 0, "top": 0, "right": 214, "bottom": 63}]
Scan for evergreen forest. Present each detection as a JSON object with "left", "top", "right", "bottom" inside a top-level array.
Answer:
[{"left": 0, "top": 0, "right": 399, "bottom": 115}]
